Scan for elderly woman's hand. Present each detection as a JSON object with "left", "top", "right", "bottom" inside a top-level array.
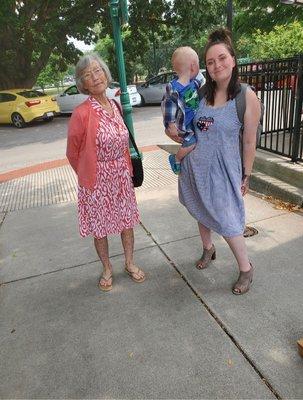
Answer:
[{"left": 165, "top": 123, "right": 184, "bottom": 144}]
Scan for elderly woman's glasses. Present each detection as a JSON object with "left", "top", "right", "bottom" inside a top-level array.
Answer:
[{"left": 82, "top": 67, "right": 104, "bottom": 81}]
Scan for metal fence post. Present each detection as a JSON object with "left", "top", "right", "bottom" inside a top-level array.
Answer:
[{"left": 291, "top": 54, "right": 303, "bottom": 162}]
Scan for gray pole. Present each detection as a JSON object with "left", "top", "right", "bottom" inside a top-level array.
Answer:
[{"left": 227, "top": 0, "right": 233, "bottom": 34}]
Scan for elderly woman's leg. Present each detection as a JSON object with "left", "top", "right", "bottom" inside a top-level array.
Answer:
[
  {"left": 94, "top": 237, "right": 113, "bottom": 291},
  {"left": 224, "top": 235, "right": 253, "bottom": 295},
  {"left": 121, "top": 228, "right": 145, "bottom": 283},
  {"left": 196, "top": 222, "right": 216, "bottom": 269}
]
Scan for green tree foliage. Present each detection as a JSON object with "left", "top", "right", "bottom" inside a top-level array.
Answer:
[
  {"left": 97, "top": 0, "right": 227, "bottom": 78},
  {"left": 246, "top": 21, "right": 303, "bottom": 59},
  {"left": 0, "top": 0, "right": 108, "bottom": 89},
  {"left": 234, "top": 0, "right": 303, "bottom": 36},
  {"left": 36, "top": 54, "right": 67, "bottom": 91},
  {"left": 173, "top": 0, "right": 226, "bottom": 40},
  {"left": 2, "top": 0, "right": 302, "bottom": 90}
]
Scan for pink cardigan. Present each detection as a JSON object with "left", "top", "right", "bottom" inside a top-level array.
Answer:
[{"left": 66, "top": 98, "right": 133, "bottom": 189}]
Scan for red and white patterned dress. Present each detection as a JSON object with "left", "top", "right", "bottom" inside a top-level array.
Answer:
[{"left": 78, "top": 97, "right": 140, "bottom": 238}]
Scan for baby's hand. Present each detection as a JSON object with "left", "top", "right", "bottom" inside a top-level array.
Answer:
[{"left": 165, "top": 123, "right": 183, "bottom": 144}]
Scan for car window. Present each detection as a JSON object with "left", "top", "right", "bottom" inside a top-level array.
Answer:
[
  {"left": 148, "top": 75, "right": 165, "bottom": 85},
  {"left": 65, "top": 86, "right": 79, "bottom": 95},
  {"left": 0, "top": 93, "right": 17, "bottom": 102},
  {"left": 17, "top": 90, "right": 46, "bottom": 98}
]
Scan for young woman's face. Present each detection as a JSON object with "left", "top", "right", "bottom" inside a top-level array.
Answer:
[{"left": 205, "top": 43, "right": 235, "bottom": 84}]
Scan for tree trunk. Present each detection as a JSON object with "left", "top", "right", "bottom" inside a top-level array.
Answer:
[{"left": 0, "top": 73, "right": 37, "bottom": 90}]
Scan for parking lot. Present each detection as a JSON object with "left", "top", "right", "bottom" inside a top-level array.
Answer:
[{"left": 0, "top": 106, "right": 165, "bottom": 174}]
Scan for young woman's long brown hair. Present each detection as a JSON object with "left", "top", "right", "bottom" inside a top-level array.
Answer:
[{"left": 201, "top": 28, "right": 241, "bottom": 105}]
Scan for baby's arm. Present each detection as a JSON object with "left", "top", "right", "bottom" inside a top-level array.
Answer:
[{"left": 161, "top": 85, "right": 183, "bottom": 143}]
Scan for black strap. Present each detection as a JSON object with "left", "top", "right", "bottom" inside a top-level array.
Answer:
[
  {"left": 235, "top": 83, "right": 248, "bottom": 126},
  {"left": 112, "top": 100, "right": 141, "bottom": 158}
]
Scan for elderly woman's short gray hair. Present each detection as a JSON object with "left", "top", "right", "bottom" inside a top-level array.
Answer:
[{"left": 75, "top": 53, "right": 112, "bottom": 95}]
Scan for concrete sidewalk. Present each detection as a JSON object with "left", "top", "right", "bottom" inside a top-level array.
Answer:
[{"left": 0, "top": 150, "right": 303, "bottom": 399}]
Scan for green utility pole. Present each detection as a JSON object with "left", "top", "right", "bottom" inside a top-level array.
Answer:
[{"left": 109, "top": 0, "right": 136, "bottom": 147}]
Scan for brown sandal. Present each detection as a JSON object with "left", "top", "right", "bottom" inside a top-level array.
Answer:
[
  {"left": 125, "top": 266, "right": 146, "bottom": 283},
  {"left": 98, "top": 274, "right": 113, "bottom": 292},
  {"left": 232, "top": 264, "right": 254, "bottom": 295},
  {"left": 196, "top": 244, "right": 216, "bottom": 270}
]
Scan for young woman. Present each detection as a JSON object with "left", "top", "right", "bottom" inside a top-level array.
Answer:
[{"left": 167, "top": 29, "right": 260, "bottom": 294}]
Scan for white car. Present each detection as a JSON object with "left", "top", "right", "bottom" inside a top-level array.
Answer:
[{"left": 56, "top": 82, "right": 141, "bottom": 114}]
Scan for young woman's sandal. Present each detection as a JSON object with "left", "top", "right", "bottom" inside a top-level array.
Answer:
[
  {"left": 196, "top": 244, "right": 216, "bottom": 270},
  {"left": 125, "top": 266, "right": 146, "bottom": 283},
  {"left": 232, "top": 264, "right": 254, "bottom": 295},
  {"left": 98, "top": 274, "right": 113, "bottom": 292}
]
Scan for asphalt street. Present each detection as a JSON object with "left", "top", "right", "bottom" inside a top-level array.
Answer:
[{"left": 0, "top": 105, "right": 164, "bottom": 173}]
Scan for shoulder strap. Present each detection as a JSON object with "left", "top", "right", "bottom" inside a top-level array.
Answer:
[
  {"left": 193, "top": 78, "right": 201, "bottom": 90},
  {"left": 112, "top": 99, "right": 141, "bottom": 158},
  {"left": 235, "top": 83, "right": 248, "bottom": 125},
  {"left": 198, "top": 85, "right": 206, "bottom": 100}
]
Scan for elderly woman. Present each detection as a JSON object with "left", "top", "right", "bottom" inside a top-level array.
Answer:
[{"left": 66, "top": 54, "right": 145, "bottom": 292}]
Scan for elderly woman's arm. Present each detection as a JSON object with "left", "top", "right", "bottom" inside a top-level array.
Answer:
[
  {"left": 241, "top": 89, "right": 261, "bottom": 195},
  {"left": 66, "top": 111, "right": 85, "bottom": 174}
]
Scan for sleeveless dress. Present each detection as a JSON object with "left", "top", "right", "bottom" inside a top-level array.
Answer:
[
  {"left": 179, "top": 98, "right": 245, "bottom": 237},
  {"left": 78, "top": 98, "right": 140, "bottom": 239}
]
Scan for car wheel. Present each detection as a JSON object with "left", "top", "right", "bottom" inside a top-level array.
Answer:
[
  {"left": 11, "top": 113, "right": 26, "bottom": 128},
  {"left": 140, "top": 94, "right": 145, "bottom": 106},
  {"left": 43, "top": 116, "right": 54, "bottom": 122}
]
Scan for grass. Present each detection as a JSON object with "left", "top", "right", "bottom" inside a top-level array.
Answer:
[{"left": 43, "top": 86, "right": 70, "bottom": 96}]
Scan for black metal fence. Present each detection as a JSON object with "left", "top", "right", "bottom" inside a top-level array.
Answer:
[{"left": 239, "top": 55, "right": 303, "bottom": 162}]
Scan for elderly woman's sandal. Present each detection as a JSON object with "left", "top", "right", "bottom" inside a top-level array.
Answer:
[
  {"left": 98, "top": 274, "right": 113, "bottom": 292},
  {"left": 232, "top": 264, "right": 254, "bottom": 295},
  {"left": 125, "top": 266, "right": 146, "bottom": 283},
  {"left": 196, "top": 244, "right": 216, "bottom": 270}
]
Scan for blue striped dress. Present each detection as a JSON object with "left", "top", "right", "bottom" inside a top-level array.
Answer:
[{"left": 179, "top": 98, "right": 245, "bottom": 237}]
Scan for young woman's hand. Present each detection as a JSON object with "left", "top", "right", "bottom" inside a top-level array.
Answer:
[
  {"left": 165, "top": 123, "right": 184, "bottom": 144},
  {"left": 241, "top": 175, "right": 250, "bottom": 196}
]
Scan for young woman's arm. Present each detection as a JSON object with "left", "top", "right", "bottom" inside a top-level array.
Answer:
[{"left": 241, "top": 89, "right": 261, "bottom": 195}]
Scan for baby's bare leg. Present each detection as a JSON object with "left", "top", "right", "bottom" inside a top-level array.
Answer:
[{"left": 175, "top": 144, "right": 195, "bottom": 162}]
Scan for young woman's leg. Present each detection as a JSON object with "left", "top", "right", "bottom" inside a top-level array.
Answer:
[
  {"left": 121, "top": 228, "right": 145, "bottom": 282},
  {"left": 94, "top": 237, "right": 113, "bottom": 290},
  {"left": 196, "top": 222, "right": 216, "bottom": 269},
  {"left": 198, "top": 222, "right": 212, "bottom": 249},
  {"left": 223, "top": 235, "right": 251, "bottom": 272},
  {"left": 223, "top": 235, "right": 253, "bottom": 294}
]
